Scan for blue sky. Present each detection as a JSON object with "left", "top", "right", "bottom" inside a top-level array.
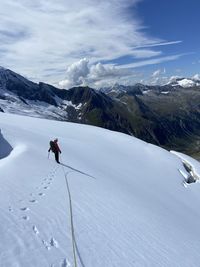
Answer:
[
  {"left": 135, "top": 0, "right": 200, "bottom": 75},
  {"left": 0, "top": 0, "right": 199, "bottom": 88}
]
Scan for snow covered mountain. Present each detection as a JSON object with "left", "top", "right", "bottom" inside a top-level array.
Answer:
[
  {"left": 0, "top": 67, "right": 129, "bottom": 127},
  {"left": 101, "top": 83, "right": 150, "bottom": 96},
  {"left": 1, "top": 112, "right": 200, "bottom": 267},
  {"left": 102, "top": 76, "right": 200, "bottom": 94},
  {"left": 167, "top": 76, "right": 200, "bottom": 88}
]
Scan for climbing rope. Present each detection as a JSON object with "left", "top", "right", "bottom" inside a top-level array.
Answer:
[{"left": 60, "top": 161, "right": 78, "bottom": 267}]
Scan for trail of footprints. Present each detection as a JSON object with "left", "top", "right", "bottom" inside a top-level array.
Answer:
[{"left": 8, "top": 167, "right": 71, "bottom": 267}]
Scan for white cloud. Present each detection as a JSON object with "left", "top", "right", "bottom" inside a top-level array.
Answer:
[
  {"left": 59, "top": 59, "right": 200, "bottom": 88},
  {"left": 89, "top": 63, "right": 131, "bottom": 80},
  {"left": 0, "top": 0, "right": 182, "bottom": 85},
  {"left": 152, "top": 69, "right": 162, "bottom": 77},
  {"left": 192, "top": 74, "right": 200, "bottom": 81},
  {"left": 59, "top": 59, "right": 133, "bottom": 88},
  {"left": 59, "top": 58, "right": 90, "bottom": 88},
  {"left": 119, "top": 54, "right": 183, "bottom": 69},
  {"left": 149, "top": 68, "right": 167, "bottom": 84},
  {"left": 137, "top": 40, "right": 182, "bottom": 49},
  {"left": 192, "top": 60, "right": 200, "bottom": 65},
  {"left": 168, "top": 76, "right": 182, "bottom": 83}
]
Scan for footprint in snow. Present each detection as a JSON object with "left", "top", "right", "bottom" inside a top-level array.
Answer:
[
  {"left": 50, "top": 238, "right": 59, "bottom": 248},
  {"left": 42, "top": 240, "right": 51, "bottom": 250},
  {"left": 44, "top": 186, "right": 49, "bottom": 190},
  {"left": 33, "top": 225, "right": 39, "bottom": 235},
  {"left": 61, "top": 259, "right": 71, "bottom": 267},
  {"left": 20, "top": 207, "right": 30, "bottom": 211},
  {"left": 38, "top": 192, "right": 45, "bottom": 196},
  {"left": 29, "top": 199, "right": 37, "bottom": 203},
  {"left": 22, "top": 215, "right": 29, "bottom": 221},
  {"left": 8, "top": 206, "right": 13, "bottom": 212}
]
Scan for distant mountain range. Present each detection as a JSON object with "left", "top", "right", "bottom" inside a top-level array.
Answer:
[{"left": 1, "top": 67, "right": 200, "bottom": 158}]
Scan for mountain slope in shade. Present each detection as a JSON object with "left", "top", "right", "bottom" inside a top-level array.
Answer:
[{"left": 1, "top": 112, "right": 200, "bottom": 267}]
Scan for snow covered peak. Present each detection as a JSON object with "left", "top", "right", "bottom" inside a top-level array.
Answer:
[
  {"left": 178, "top": 78, "right": 196, "bottom": 88},
  {"left": 192, "top": 74, "right": 200, "bottom": 81},
  {"left": 111, "top": 83, "right": 126, "bottom": 90},
  {"left": 168, "top": 76, "right": 200, "bottom": 88}
]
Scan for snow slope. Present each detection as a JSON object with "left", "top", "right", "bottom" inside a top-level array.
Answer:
[{"left": 1, "top": 112, "right": 200, "bottom": 267}]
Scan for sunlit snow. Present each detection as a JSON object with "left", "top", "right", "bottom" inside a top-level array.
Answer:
[{"left": 1, "top": 112, "right": 200, "bottom": 267}]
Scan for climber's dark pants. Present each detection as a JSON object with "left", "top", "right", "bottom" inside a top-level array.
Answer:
[{"left": 54, "top": 151, "right": 60, "bottom": 163}]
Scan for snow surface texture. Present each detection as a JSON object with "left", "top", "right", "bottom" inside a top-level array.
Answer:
[{"left": 1, "top": 113, "right": 200, "bottom": 267}]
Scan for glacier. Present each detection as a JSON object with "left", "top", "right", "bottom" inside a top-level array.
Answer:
[{"left": 1, "top": 112, "right": 200, "bottom": 267}]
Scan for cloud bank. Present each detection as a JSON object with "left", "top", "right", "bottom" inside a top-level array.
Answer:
[
  {"left": 59, "top": 58, "right": 134, "bottom": 88},
  {"left": 59, "top": 55, "right": 185, "bottom": 88}
]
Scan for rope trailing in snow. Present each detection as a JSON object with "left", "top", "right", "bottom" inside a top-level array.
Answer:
[{"left": 61, "top": 162, "right": 78, "bottom": 267}]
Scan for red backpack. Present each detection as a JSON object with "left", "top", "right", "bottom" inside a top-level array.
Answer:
[{"left": 49, "top": 140, "right": 57, "bottom": 153}]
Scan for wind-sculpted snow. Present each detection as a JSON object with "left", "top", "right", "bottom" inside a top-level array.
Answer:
[
  {"left": 171, "top": 150, "right": 200, "bottom": 184},
  {"left": 0, "top": 129, "right": 13, "bottom": 159},
  {"left": 1, "top": 112, "right": 200, "bottom": 267},
  {"left": 0, "top": 127, "right": 27, "bottom": 169}
]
